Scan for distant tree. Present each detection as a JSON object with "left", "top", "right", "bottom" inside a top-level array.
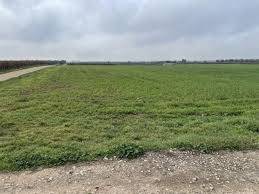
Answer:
[{"left": 181, "top": 59, "right": 187, "bottom": 63}]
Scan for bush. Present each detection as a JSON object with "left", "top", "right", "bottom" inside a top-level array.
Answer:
[{"left": 116, "top": 144, "right": 144, "bottom": 159}]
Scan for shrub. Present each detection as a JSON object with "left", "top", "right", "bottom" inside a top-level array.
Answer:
[{"left": 116, "top": 144, "right": 144, "bottom": 159}]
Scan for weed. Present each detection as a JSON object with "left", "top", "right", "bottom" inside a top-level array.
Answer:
[{"left": 116, "top": 144, "right": 144, "bottom": 159}]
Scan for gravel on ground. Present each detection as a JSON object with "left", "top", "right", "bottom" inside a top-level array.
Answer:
[{"left": 0, "top": 150, "right": 258, "bottom": 194}]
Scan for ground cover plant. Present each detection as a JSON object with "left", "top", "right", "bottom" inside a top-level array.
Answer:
[{"left": 0, "top": 64, "right": 258, "bottom": 171}]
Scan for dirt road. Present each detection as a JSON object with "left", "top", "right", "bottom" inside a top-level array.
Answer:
[
  {"left": 0, "top": 66, "right": 52, "bottom": 82},
  {"left": 0, "top": 150, "right": 258, "bottom": 194}
]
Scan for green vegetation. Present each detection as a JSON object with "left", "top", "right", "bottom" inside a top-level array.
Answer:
[
  {"left": 116, "top": 144, "right": 144, "bottom": 159},
  {"left": 0, "top": 64, "right": 259, "bottom": 171}
]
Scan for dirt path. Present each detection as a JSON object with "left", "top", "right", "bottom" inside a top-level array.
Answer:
[
  {"left": 0, "top": 66, "right": 52, "bottom": 82},
  {"left": 0, "top": 150, "right": 258, "bottom": 194}
]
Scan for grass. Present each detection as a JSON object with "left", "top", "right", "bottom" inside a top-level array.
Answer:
[{"left": 0, "top": 64, "right": 259, "bottom": 171}]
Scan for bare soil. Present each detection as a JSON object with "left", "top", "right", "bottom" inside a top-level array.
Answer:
[{"left": 0, "top": 150, "right": 258, "bottom": 194}]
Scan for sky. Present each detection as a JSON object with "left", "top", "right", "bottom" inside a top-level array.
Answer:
[{"left": 0, "top": 0, "right": 259, "bottom": 61}]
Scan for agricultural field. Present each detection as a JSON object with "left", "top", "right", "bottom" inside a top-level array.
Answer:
[{"left": 0, "top": 64, "right": 259, "bottom": 171}]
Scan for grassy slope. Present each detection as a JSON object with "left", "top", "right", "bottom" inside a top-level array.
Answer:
[{"left": 0, "top": 64, "right": 259, "bottom": 170}]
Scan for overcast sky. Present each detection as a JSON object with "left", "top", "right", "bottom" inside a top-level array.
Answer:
[{"left": 0, "top": 0, "right": 259, "bottom": 61}]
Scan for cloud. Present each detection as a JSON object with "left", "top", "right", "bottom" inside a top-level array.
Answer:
[{"left": 0, "top": 0, "right": 259, "bottom": 60}]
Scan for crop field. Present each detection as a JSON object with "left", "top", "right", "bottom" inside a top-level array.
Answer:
[{"left": 0, "top": 64, "right": 259, "bottom": 171}]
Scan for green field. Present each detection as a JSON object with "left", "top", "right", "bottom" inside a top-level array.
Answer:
[{"left": 0, "top": 64, "right": 259, "bottom": 171}]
